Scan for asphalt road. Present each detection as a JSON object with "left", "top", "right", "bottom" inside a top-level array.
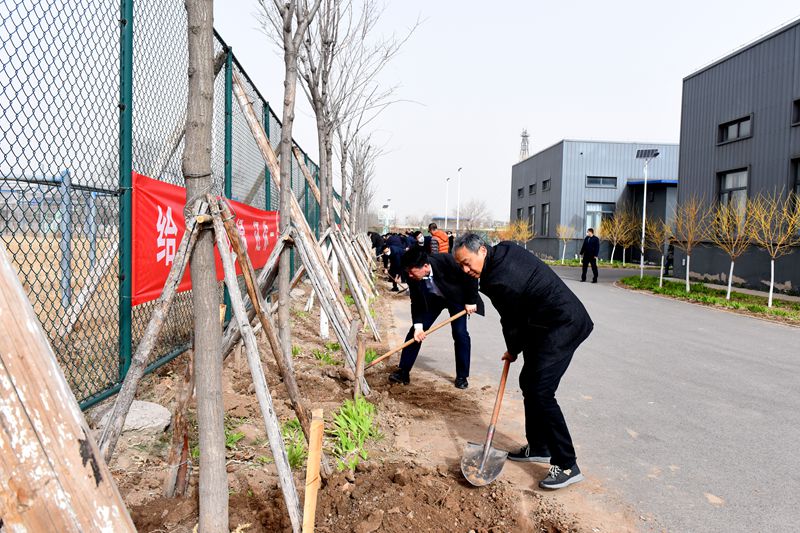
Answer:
[{"left": 393, "top": 265, "right": 800, "bottom": 533}]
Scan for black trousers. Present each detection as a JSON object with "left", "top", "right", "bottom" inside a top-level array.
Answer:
[
  {"left": 581, "top": 256, "right": 598, "bottom": 281},
  {"left": 398, "top": 299, "right": 470, "bottom": 379},
  {"left": 519, "top": 350, "right": 577, "bottom": 469}
]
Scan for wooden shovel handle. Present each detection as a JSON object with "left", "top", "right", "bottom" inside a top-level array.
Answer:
[
  {"left": 489, "top": 359, "right": 511, "bottom": 427},
  {"left": 366, "top": 309, "right": 468, "bottom": 369}
]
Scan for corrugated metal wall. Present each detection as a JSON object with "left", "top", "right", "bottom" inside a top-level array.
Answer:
[{"left": 677, "top": 21, "right": 800, "bottom": 293}]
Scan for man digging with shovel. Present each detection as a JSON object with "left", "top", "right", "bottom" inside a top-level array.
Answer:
[
  {"left": 387, "top": 247, "right": 484, "bottom": 389},
  {"left": 453, "top": 233, "right": 594, "bottom": 490}
]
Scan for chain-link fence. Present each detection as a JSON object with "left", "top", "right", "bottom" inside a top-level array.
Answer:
[{"left": 0, "top": 0, "right": 321, "bottom": 409}]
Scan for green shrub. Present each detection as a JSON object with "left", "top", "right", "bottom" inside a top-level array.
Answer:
[{"left": 328, "top": 397, "right": 382, "bottom": 471}]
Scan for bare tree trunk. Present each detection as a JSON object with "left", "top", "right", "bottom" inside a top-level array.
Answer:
[
  {"left": 726, "top": 260, "right": 734, "bottom": 300},
  {"left": 278, "top": 38, "right": 300, "bottom": 383},
  {"left": 316, "top": 120, "right": 331, "bottom": 231},
  {"left": 685, "top": 254, "right": 691, "bottom": 293},
  {"left": 184, "top": 1, "right": 226, "bottom": 530}
]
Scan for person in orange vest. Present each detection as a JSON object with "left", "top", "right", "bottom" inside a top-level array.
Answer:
[{"left": 428, "top": 222, "right": 449, "bottom": 254}]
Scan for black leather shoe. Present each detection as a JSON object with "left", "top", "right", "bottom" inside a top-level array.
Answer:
[
  {"left": 454, "top": 377, "right": 468, "bottom": 389},
  {"left": 388, "top": 369, "right": 410, "bottom": 385},
  {"left": 591, "top": 279, "right": 597, "bottom": 283}
]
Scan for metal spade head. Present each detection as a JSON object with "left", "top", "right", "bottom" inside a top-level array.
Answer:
[{"left": 460, "top": 441, "right": 508, "bottom": 487}]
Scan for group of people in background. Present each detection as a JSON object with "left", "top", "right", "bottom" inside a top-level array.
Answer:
[{"left": 368, "top": 223, "right": 455, "bottom": 291}]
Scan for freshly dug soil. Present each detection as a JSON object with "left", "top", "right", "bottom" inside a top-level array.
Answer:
[{"left": 105, "top": 280, "right": 623, "bottom": 532}]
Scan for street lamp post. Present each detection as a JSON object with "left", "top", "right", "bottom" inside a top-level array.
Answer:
[
  {"left": 444, "top": 177, "right": 451, "bottom": 230},
  {"left": 381, "top": 198, "right": 392, "bottom": 234},
  {"left": 456, "top": 167, "right": 462, "bottom": 234},
  {"left": 635, "top": 149, "right": 659, "bottom": 279}
]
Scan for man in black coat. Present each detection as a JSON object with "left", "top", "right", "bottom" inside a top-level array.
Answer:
[
  {"left": 453, "top": 233, "right": 594, "bottom": 490},
  {"left": 579, "top": 228, "right": 600, "bottom": 283},
  {"left": 389, "top": 247, "right": 484, "bottom": 389}
]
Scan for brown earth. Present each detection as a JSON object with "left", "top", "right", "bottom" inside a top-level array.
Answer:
[{"left": 97, "top": 277, "right": 641, "bottom": 532}]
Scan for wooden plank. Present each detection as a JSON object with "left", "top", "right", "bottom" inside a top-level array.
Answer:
[
  {"left": 301, "top": 409, "right": 324, "bottom": 533},
  {"left": 209, "top": 201, "right": 302, "bottom": 533},
  {"left": 0, "top": 242, "right": 136, "bottom": 532}
]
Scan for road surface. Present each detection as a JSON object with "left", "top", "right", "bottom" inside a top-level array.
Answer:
[{"left": 390, "top": 265, "right": 800, "bottom": 533}]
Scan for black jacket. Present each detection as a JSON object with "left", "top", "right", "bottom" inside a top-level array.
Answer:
[
  {"left": 478, "top": 242, "right": 593, "bottom": 369},
  {"left": 408, "top": 253, "right": 484, "bottom": 323},
  {"left": 579, "top": 235, "right": 600, "bottom": 258}
]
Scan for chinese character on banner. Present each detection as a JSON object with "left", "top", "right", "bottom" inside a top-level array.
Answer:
[
  {"left": 253, "top": 221, "right": 262, "bottom": 251},
  {"left": 156, "top": 205, "right": 178, "bottom": 265},
  {"left": 237, "top": 219, "right": 247, "bottom": 251},
  {"left": 262, "top": 222, "right": 270, "bottom": 247}
]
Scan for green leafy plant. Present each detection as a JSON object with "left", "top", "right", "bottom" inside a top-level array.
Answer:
[
  {"left": 293, "top": 310, "right": 309, "bottom": 319},
  {"left": 281, "top": 418, "right": 308, "bottom": 470},
  {"left": 190, "top": 444, "right": 200, "bottom": 460},
  {"left": 328, "top": 397, "right": 382, "bottom": 471},
  {"left": 312, "top": 348, "right": 338, "bottom": 365},
  {"left": 365, "top": 348, "right": 378, "bottom": 364},
  {"left": 344, "top": 294, "right": 355, "bottom": 306},
  {"left": 225, "top": 430, "right": 245, "bottom": 450},
  {"left": 256, "top": 455, "right": 273, "bottom": 465},
  {"left": 291, "top": 345, "right": 302, "bottom": 357},
  {"left": 324, "top": 341, "right": 341, "bottom": 352}
]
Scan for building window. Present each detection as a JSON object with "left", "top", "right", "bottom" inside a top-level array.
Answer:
[
  {"left": 516, "top": 207, "right": 523, "bottom": 221},
  {"left": 718, "top": 115, "right": 752, "bottom": 143},
  {"left": 586, "top": 176, "right": 617, "bottom": 188},
  {"left": 719, "top": 168, "right": 748, "bottom": 217},
  {"left": 585, "top": 203, "right": 615, "bottom": 232},
  {"left": 793, "top": 99, "right": 800, "bottom": 126},
  {"left": 542, "top": 179, "right": 551, "bottom": 191},
  {"left": 517, "top": 187, "right": 524, "bottom": 198},
  {"left": 541, "top": 203, "right": 550, "bottom": 236},
  {"left": 793, "top": 159, "right": 800, "bottom": 195},
  {"left": 528, "top": 183, "right": 536, "bottom": 195},
  {"left": 527, "top": 205, "right": 535, "bottom": 230}
]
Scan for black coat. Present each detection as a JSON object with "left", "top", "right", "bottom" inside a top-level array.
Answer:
[
  {"left": 579, "top": 235, "right": 600, "bottom": 258},
  {"left": 408, "top": 253, "right": 484, "bottom": 323},
  {"left": 478, "top": 242, "right": 593, "bottom": 369}
]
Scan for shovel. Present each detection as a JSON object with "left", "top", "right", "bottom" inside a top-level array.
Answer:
[{"left": 461, "top": 358, "right": 511, "bottom": 487}]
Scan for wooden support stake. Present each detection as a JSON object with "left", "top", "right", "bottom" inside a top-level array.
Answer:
[
  {"left": 99, "top": 199, "right": 207, "bottom": 463},
  {"left": 302, "top": 409, "right": 325, "bottom": 533},
  {"left": 232, "top": 71, "right": 352, "bottom": 321},
  {"left": 163, "top": 349, "right": 194, "bottom": 498},
  {"left": 209, "top": 199, "right": 302, "bottom": 533},
  {"left": 327, "top": 231, "right": 381, "bottom": 342},
  {"left": 0, "top": 242, "right": 136, "bottom": 532},
  {"left": 354, "top": 333, "right": 367, "bottom": 399},
  {"left": 292, "top": 227, "right": 370, "bottom": 395},
  {"left": 220, "top": 233, "right": 287, "bottom": 358},
  {"left": 218, "top": 198, "right": 332, "bottom": 478}
]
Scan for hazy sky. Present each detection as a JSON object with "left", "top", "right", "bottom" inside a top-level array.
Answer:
[{"left": 215, "top": 1, "right": 800, "bottom": 223}]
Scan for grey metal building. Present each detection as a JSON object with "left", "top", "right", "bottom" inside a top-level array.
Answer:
[
  {"left": 510, "top": 140, "right": 679, "bottom": 260},
  {"left": 676, "top": 18, "right": 800, "bottom": 293}
]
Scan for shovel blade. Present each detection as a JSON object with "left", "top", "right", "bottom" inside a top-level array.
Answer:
[{"left": 460, "top": 441, "right": 508, "bottom": 487}]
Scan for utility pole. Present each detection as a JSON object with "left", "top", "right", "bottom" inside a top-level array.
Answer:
[{"left": 456, "top": 167, "right": 462, "bottom": 235}]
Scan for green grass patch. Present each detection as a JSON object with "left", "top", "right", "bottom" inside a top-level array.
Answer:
[
  {"left": 345, "top": 294, "right": 355, "bottom": 306},
  {"left": 544, "top": 258, "right": 649, "bottom": 269},
  {"left": 281, "top": 418, "right": 307, "bottom": 470},
  {"left": 293, "top": 309, "right": 309, "bottom": 319},
  {"left": 619, "top": 275, "right": 800, "bottom": 323},
  {"left": 291, "top": 345, "right": 302, "bottom": 357},
  {"left": 328, "top": 397, "right": 382, "bottom": 471},
  {"left": 324, "top": 341, "right": 341, "bottom": 352}
]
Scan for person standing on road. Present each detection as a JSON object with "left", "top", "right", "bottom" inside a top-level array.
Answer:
[
  {"left": 453, "top": 233, "right": 594, "bottom": 490},
  {"left": 429, "top": 223, "right": 449, "bottom": 254},
  {"left": 388, "top": 247, "right": 484, "bottom": 389},
  {"left": 579, "top": 228, "right": 600, "bottom": 283}
]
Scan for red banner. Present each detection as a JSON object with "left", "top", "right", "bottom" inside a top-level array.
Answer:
[{"left": 131, "top": 172, "right": 279, "bottom": 306}]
